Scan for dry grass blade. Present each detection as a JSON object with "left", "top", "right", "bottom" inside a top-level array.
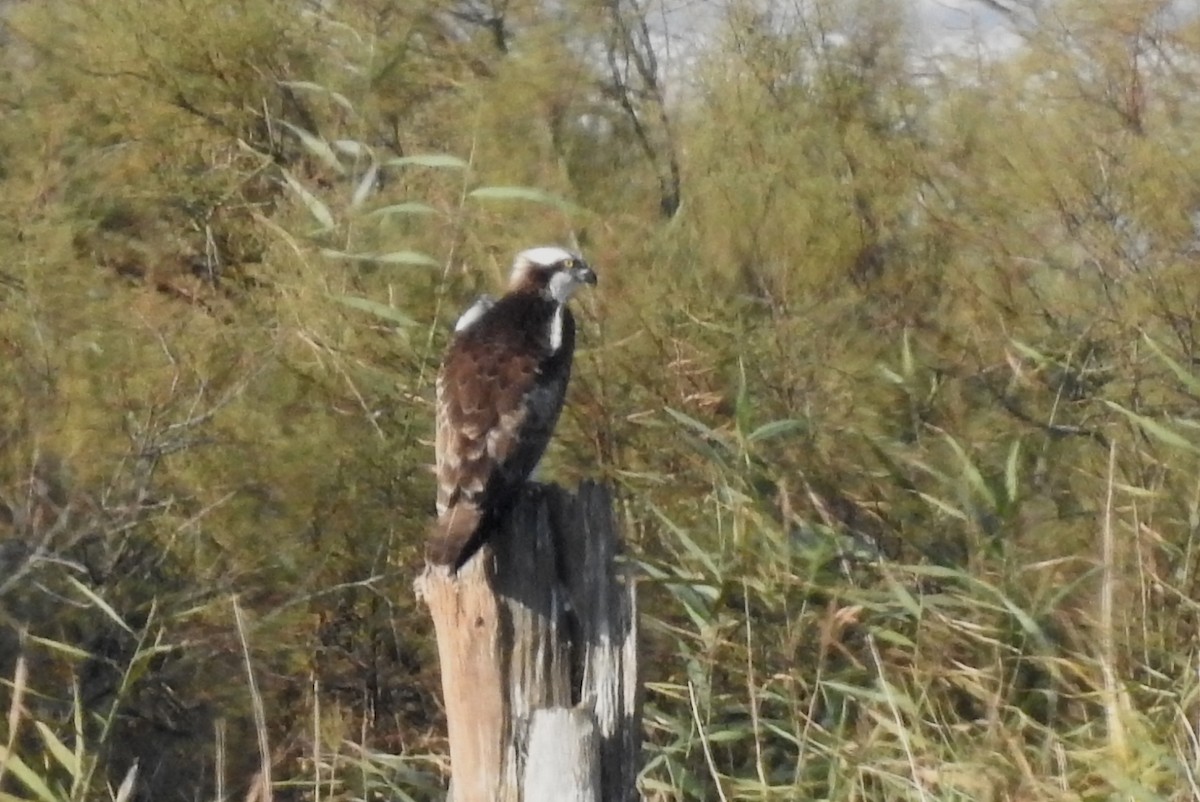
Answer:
[
  {"left": 215, "top": 719, "right": 226, "bottom": 802},
  {"left": 686, "top": 681, "right": 729, "bottom": 802},
  {"left": 863, "top": 634, "right": 931, "bottom": 802},
  {"left": 312, "top": 674, "right": 321, "bottom": 802},
  {"left": 742, "top": 584, "right": 767, "bottom": 788},
  {"left": 113, "top": 760, "right": 138, "bottom": 802},
  {"left": 234, "top": 598, "right": 273, "bottom": 802},
  {"left": 1100, "top": 439, "right": 1128, "bottom": 764},
  {"left": 0, "top": 654, "right": 28, "bottom": 791}
]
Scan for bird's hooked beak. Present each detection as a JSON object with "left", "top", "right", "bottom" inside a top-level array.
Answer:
[{"left": 572, "top": 262, "right": 598, "bottom": 286}]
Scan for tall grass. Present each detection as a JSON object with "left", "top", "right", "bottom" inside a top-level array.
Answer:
[{"left": 631, "top": 333, "right": 1200, "bottom": 801}]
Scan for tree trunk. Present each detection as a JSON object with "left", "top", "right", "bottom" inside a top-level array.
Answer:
[{"left": 416, "top": 481, "right": 640, "bottom": 802}]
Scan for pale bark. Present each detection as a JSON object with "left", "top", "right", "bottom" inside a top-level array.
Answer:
[{"left": 417, "top": 481, "right": 640, "bottom": 802}]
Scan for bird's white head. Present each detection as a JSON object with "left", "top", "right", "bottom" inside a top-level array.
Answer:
[{"left": 509, "top": 246, "right": 598, "bottom": 301}]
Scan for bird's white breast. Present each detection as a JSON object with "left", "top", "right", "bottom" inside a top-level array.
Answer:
[{"left": 548, "top": 304, "right": 565, "bottom": 353}]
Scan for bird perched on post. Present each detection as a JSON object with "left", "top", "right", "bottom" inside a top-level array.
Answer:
[{"left": 428, "top": 246, "right": 598, "bottom": 570}]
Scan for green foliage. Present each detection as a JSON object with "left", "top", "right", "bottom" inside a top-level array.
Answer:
[{"left": 5, "top": 0, "right": 1200, "bottom": 799}]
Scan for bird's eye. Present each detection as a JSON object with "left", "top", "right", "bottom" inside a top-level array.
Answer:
[{"left": 562, "top": 258, "right": 576, "bottom": 269}]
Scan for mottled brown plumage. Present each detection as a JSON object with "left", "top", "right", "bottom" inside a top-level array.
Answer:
[{"left": 428, "top": 247, "right": 597, "bottom": 569}]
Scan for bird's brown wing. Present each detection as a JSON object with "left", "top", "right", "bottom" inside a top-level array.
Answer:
[{"left": 427, "top": 328, "right": 541, "bottom": 566}]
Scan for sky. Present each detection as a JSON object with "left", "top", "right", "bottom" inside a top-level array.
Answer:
[
  {"left": 910, "top": 0, "right": 1024, "bottom": 57},
  {"left": 646, "top": 0, "right": 1029, "bottom": 86}
]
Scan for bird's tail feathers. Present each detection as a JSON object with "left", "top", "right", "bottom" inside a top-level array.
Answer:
[{"left": 426, "top": 503, "right": 487, "bottom": 571}]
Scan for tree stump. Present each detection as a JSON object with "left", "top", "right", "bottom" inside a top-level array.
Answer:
[{"left": 416, "top": 481, "right": 640, "bottom": 802}]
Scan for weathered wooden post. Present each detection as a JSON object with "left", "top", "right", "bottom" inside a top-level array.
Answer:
[{"left": 416, "top": 480, "right": 640, "bottom": 802}]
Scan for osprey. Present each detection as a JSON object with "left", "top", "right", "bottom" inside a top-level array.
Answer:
[{"left": 428, "top": 246, "right": 598, "bottom": 569}]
